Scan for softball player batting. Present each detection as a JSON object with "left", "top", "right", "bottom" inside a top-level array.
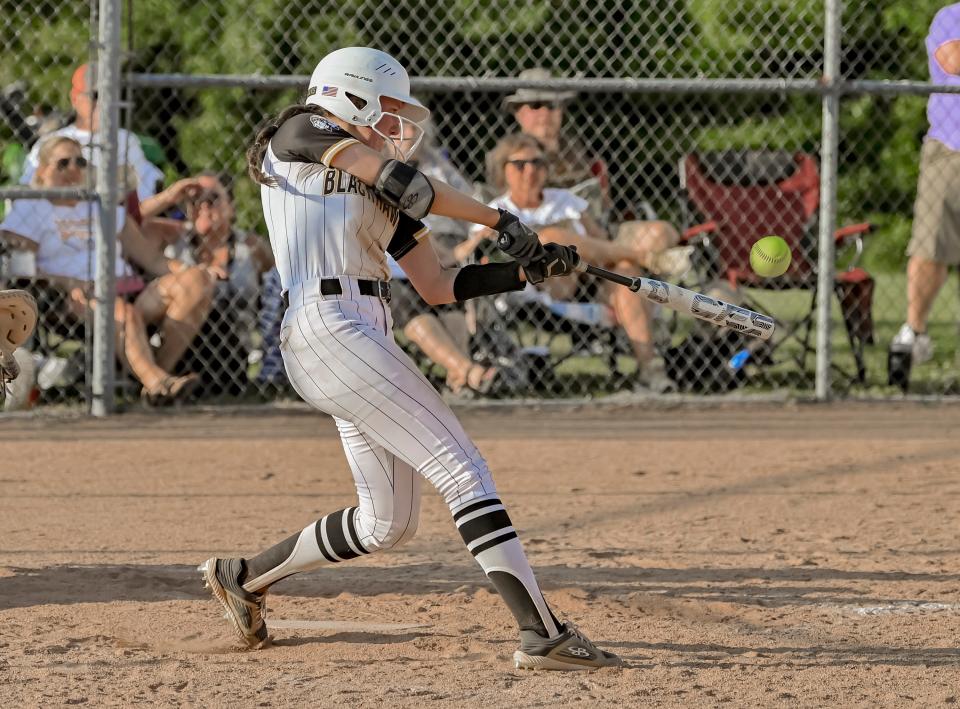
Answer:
[{"left": 199, "top": 47, "right": 620, "bottom": 671}]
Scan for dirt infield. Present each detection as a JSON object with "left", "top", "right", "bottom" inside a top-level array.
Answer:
[{"left": 1, "top": 402, "right": 959, "bottom": 707}]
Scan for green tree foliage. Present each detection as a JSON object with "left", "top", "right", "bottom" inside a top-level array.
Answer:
[{"left": 0, "top": 0, "right": 949, "bottom": 271}]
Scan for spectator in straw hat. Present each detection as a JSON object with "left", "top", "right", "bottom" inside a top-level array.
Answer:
[
  {"left": 491, "top": 67, "right": 685, "bottom": 280},
  {"left": 493, "top": 68, "right": 600, "bottom": 205},
  {"left": 20, "top": 63, "right": 164, "bottom": 201}
]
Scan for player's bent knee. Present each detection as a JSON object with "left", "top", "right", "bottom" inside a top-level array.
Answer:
[
  {"left": 365, "top": 518, "right": 419, "bottom": 552},
  {"left": 355, "top": 508, "right": 420, "bottom": 552},
  {"left": 386, "top": 516, "right": 420, "bottom": 550}
]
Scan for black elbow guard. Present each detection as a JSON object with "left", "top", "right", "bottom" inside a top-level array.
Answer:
[
  {"left": 453, "top": 262, "right": 525, "bottom": 302},
  {"left": 375, "top": 159, "right": 435, "bottom": 220}
]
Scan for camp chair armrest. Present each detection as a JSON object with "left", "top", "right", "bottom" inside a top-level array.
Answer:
[
  {"left": 834, "top": 222, "right": 873, "bottom": 270},
  {"left": 681, "top": 221, "right": 719, "bottom": 242},
  {"left": 834, "top": 222, "right": 873, "bottom": 244}
]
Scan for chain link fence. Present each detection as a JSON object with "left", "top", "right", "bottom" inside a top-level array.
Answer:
[{"left": 2, "top": 0, "right": 959, "bottom": 413}]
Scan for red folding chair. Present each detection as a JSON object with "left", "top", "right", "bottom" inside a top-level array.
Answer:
[{"left": 679, "top": 150, "right": 875, "bottom": 385}]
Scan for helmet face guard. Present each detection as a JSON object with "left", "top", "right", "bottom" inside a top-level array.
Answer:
[
  {"left": 371, "top": 112, "right": 425, "bottom": 162},
  {"left": 306, "top": 47, "right": 428, "bottom": 161}
]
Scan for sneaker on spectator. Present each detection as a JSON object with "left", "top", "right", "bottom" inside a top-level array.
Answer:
[
  {"left": 892, "top": 323, "right": 933, "bottom": 365},
  {"left": 637, "top": 356, "right": 677, "bottom": 394},
  {"left": 2, "top": 348, "right": 39, "bottom": 412},
  {"left": 37, "top": 351, "right": 84, "bottom": 391}
]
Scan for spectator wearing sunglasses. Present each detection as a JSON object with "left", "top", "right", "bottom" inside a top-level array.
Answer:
[
  {"left": 0, "top": 136, "right": 200, "bottom": 403},
  {"left": 19, "top": 63, "right": 164, "bottom": 201},
  {"left": 141, "top": 172, "right": 274, "bottom": 396},
  {"left": 496, "top": 68, "right": 596, "bottom": 202},
  {"left": 475, "top": 132, "right": 674, "bottom": 391},
  {"left": 158, "top": 173, "right": 273, "bottom": 302},
  {"left": 492, "top": 68, "right": 683, "bottom": 280}
]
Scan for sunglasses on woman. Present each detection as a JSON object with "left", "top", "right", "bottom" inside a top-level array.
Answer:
[
  {"left": 55, "top": 156, "right": 88, "bottom": 171},
  {"left": 192, "top": 189, "right": 222, "bottom": 207},
  {"left": 520, "top": 101, "right": 561, "bottom": 111},
  {"left": 505, "top": 157, "right": 547, "bottom": 170}
]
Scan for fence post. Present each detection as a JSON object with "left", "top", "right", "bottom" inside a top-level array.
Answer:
[
  {"left": 91, "top": 0, "right": 121, "bottom": 417},
  {"left": 816, "top": 0, "right": 842, "bottom": 400}
]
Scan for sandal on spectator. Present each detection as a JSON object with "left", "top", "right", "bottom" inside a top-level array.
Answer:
[
  {"left": 449, "top": 363, "right": 502, "bottom": 397},
  {"left": 142, "top": 373, "right": 199, "bottom": 406}
]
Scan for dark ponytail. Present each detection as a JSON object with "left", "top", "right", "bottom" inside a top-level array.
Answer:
[{"left": 246, "top": 104, "right": 336, "bottom": 186}]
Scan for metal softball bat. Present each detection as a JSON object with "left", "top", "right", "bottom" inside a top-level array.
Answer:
[{"left": 575, "top": 262, "right": 776, "bottom": 341}]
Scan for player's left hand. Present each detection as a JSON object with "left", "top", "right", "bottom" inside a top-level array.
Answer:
[
  {"left": 522, "top": 243, "right": 580, "bottom": 285},
  {"left": 494, "top": 209, "right": 545, "bottom": 266}
]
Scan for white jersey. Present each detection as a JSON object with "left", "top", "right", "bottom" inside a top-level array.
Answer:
[{"left": 259, "top": 112, "right": 429, "bottom": 293}]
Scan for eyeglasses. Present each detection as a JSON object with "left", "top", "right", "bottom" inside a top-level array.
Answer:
[
  {"left": 520, "top": 101, "right": 562, "bottom": 111},
  {"left": 505, "top": 157, "right": 547, "bottom": 170},
  {"left": 54, "top": 156, "right": 88, "bottom": 171},
  {"left": 193, "top": 189, "right": 223, "bottom": 207}
]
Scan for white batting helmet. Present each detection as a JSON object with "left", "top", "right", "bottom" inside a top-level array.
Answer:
[{"left": 305, "top": 47, "right": 429, "bottom": 127}]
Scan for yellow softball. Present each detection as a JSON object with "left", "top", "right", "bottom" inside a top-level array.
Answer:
[{"left": 750, "top": 236, "right": 792, "bottom": 278}]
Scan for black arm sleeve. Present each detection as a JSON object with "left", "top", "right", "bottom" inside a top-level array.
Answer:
[
  {"left": 452, "top": 262, "right": 525, "bottom": 302},
  {"left": 387, "top": 213, "right": 429, "bottom": 260},
  {"left": 270, "top": 113, "right": 358, "bottom": 165}
]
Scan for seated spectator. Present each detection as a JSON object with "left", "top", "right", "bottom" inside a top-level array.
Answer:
[
  {"left": 20, "top": 63, "right": 164, "bottom": 200},
  {"left": 496, "top": 68, "right": 601, "bottom": 213},
  {"left": 495, "top": 67, "right": 682, "bottom": 272},
  {"left": 142, "top": 172, "right": 274, "bottom": 394},
  {"left": 393, "top": 116, "right": 503, "bottom": 394},
  {"left": 135, "top": 175, "right": 205, "bottom": 256},
  {"left": 477, "top": 132, "right": 673, "bottom": 389},
  {"left": 154, "top": 172, "right": 273, "bottom": 309},
  {"left": 0, "top": 136, "right": 201, "bottom": 403}
]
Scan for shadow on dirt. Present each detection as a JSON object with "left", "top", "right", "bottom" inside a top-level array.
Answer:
[{"left": 2, "top": 561, "right": 957, "bottom": 610}]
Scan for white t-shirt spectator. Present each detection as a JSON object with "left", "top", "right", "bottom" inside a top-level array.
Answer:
[
  {"left": 21, "top": 125, "right": 164, "bottom": 201},
  {"left": 474, "top": 188, "right": 590, "bottom": 237},
  {"left": 0, "top": 198, "right": 130, "bottom": 280}
]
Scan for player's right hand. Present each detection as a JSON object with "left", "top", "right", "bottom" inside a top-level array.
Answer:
[
  {"left": 522, "top": 243, "right": 580, "bottom": 284},
  {"left": 493, "top": 209, "right": 545, "bottom": 266}
]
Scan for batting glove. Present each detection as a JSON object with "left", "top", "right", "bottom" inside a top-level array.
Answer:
[
  {"left": 522, "top": 243, "right": 580, "bottom": 285},
  {"left": 494, "top": 209, "right": 545, "bottom": 266}
]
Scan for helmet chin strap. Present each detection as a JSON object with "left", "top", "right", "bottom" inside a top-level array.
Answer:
[{"left": 372, "top": 112, "right": 424, "bottom": 162}]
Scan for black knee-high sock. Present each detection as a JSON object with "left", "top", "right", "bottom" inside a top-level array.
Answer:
[
  {"left": 241, "top": 507, "right": 369, "bottom": 593},
  {"left": 453, "top": 497, "right": 562, "bottom": 638}
]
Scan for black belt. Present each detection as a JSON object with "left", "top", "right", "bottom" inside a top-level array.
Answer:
[{"left": 282, "top": 278, "right": 391, "bottom": 309}]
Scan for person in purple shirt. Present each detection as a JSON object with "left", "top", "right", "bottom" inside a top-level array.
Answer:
[{"left": 890, "top": 4, "right": 960, "bottom": 383}]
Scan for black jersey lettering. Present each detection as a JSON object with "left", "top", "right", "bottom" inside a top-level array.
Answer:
[{"left": 319, "top": 167, "right": 399, "bottom": 225}]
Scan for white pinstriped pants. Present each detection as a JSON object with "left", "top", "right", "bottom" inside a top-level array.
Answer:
[{"left": 280, "top": 292, "right": 499, "bottom": 550}]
